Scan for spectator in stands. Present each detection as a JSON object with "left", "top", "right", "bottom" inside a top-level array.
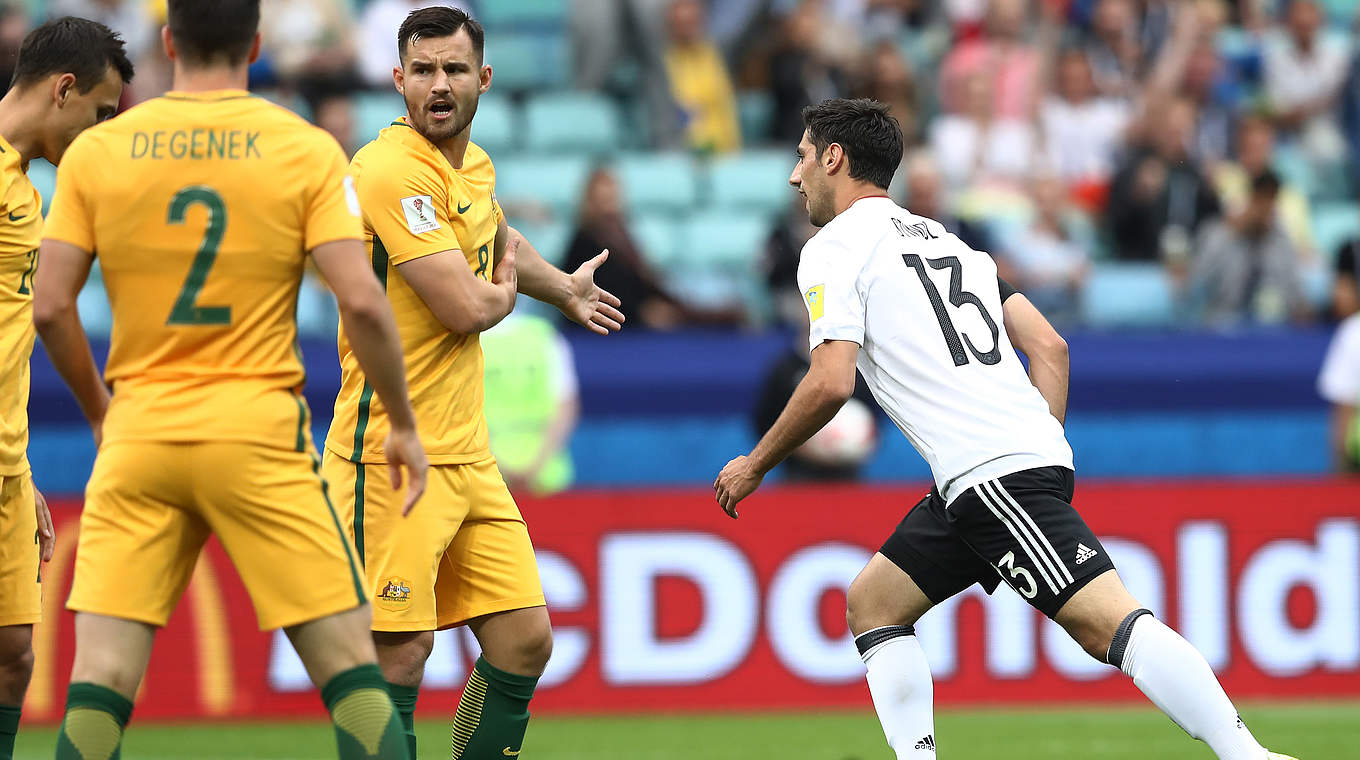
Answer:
[
  {"left": 662, "top": 0, "right": 742, "bottom": 153},
  {"left": 763, "top": 194, "right": 820, "bottom": 326},
  {"left": 1104, "top": 97, "right": 1221, "bottom": 262},
  {"left": 1264, "top": 0, "right": 1351, "bottom": 165},
  {"left": 358, "top": 0, "right": 471, "bottom": 88},
  {"left": 571, "top": 0, "right": 679, "bottom": 147},
  {"left": 939, "top": 0, "right": 1042, "bottom": 120},
  {"left": 930, "top": 71, "right": 1037, "bottom": 192},
  {"left": 1332, "top": 239, "right": 1359, "bottom": 320},
  {"left": 768, "top": 0, "right": 850, "bottom": 143},
  {"left": 1213, "top": 114, "right": 1316, "bottom": 261},
  {"left": 310, "top": 91, "right": 357, "bottom": 156},
  {"left": 1317, "top": 310, "right": 1360, "bottom": 472},
  {"left": 895, "top": 150, "right": 989, "bottom": 252},
  {"left": 1083, "top": 0, "right": 1144, "bottom": 98},
  {"left": 0, "top": 3, "right": 26, "bottom": 95},
  {"left": 565, "top": 168, "right": 743, "bottom": 329},
  {"left": 1040, "top": 47, "right": 1132, "bottom": 205},
  {"left": 482, "top": 312, "right": 581, "bottom": 495},
  {"left": 853, "top": 39, "right": 921, "bottom": 145},
  {"left": 1190, "top": 170, "right": 1308, "bottom": 325},
  {"left": 259, "top": 0, "right": 358, "bottom": 97},
  {"left": 51, "top": 0, "right": 158, "bottom": 100},
  {"left": 996, "top": 172, "right": 1093, "bottom": 324},
  {"left": 1179, "top": 36, "right": 1244, "bottom": 164}
]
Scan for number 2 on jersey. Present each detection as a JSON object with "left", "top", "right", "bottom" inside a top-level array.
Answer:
[
  {"left": 902, "top": 254, "right": 1001, "bottom": 367},
  {"left": 166, "top": 186, "right": 231, "bottom": 326}
]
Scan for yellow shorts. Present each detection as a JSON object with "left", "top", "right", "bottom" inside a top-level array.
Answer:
[
  {"left": 0, "top": 471, "right": 40, "bottom": 626},
  {"left": 68, "top": 441, "right": 367, "bottom": 630},
  {"left": 322, "top": 452, "right": 544, "bottom": 632}
]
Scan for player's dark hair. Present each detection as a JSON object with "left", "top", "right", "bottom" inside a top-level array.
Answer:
[
  {"left": 398, "top": 6, "right": 485, "bottom": 65},
  {"left": 167, "top": 0, "right": 260, "bottom": 67},
  {"left": 801, "top": 98, "right": 903, "bottom": 191},
  {"left": 10, "top": 17, "right": 133, "bottom": 93}
]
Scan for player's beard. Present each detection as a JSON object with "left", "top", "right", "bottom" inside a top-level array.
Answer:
[
  {"left": 806, "top": 188, "right": 834, "bottom": 227},
  {"left": 412, "top": 96, "right": 478, "bottom": 145}
]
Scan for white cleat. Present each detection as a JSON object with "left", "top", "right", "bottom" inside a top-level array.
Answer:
[{"left": 1266, "top": 753, "right": 1299, "bottom": 760}]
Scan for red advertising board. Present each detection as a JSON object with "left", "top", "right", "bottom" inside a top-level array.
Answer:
[{"left": 23, "top": 479, "right": 1360, "bottom": 722}]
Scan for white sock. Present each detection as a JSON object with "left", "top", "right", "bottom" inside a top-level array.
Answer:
[
  {"left": 857, "top": 626, "right": 937, "bottom": 757},
  {"left": 1112, "top": 612, "right": 1266, "bottom": 760}
]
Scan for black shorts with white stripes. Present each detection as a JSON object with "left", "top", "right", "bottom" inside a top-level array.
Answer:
[{"left": 878, "top": 466, "right": 1116, "bottom": 618}]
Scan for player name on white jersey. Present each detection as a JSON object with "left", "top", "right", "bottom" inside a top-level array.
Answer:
[{"left": 797, "top": 197, "right": 1073, "bottom": 503}]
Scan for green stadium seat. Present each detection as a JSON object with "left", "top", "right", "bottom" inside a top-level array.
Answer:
[
  {"left": 737, "top": 91, "right": 774, "bottom": 144},
  {"left": 27, "top": 159, "right": 55, "bottom": 214},
  {"left": 524, "top": 93, "right": 623, "bottom": 154},
  {"left": 633, "top": 214, "right": 681, "bottom": 270},
  {"left": 478, "top": 0, "right": 567, "bottom": 27},
  {"left": 707, "top": 150, "right": 797, "bottom": 214},
  {"left": 1081, "top": 263, "right": 1177, "bottom": 327},
  {"left": 470, "top": 95, "right": 518, "bottom": 157},
  {"left": 1311, "top": 202, "right": 1360, "bottom": 261},
  {"left": 495, "top": 154, "right": 592, "bottom": 218},
  {"left": 681, "top": 210, "right": 771, "bottom": 271},
  {"left": 354, "top": 91, "right": 406, "bottom": 144},
  {"left": 488, "top": 32, "right": 568, "bottom": 92},
  {"left": 515, "top": 219, "right": 573, "bottom": 267},
  {"left": 616, "top": 153, "right": 698, "bottom": 214}
]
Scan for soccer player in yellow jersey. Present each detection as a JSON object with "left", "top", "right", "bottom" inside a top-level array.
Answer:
[
  {"left": 323, "top": 8, "right": 624, "bottom": 758},
  {"left": 34, "top": 2, "right": 427, "bottom": 759},
  {"left": 0, "top": 18, "right": 131, "bottom": 760}
]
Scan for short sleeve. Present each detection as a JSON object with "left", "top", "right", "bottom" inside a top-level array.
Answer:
[
  {"left": 797, "top": 237, "right": 866, "bottom": 352},
  {"left": 303, "top": 136, "right": 364, "bottom": 251},
  {"left": 998, "top": 276, "right": 1020, "bottom": 303},
  {"left": 355, "top": 149, "right": 463, "bottom": 266},
  {"left": 1318, "top": 316, "right": 1360, "bottom": 404},
  {"left": 42, "top": 135, "right": 97, "bottom": 252}
]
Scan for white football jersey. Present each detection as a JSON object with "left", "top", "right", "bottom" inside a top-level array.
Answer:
[{"left": 797, "top": 197, "right": 1073, "bottom": 503}]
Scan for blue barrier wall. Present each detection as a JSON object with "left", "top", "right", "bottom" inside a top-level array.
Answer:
[{"left": 25, "top": 327, "right": 1335, "bottom": 493}]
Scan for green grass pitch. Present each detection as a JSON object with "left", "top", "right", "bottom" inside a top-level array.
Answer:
[{"left": 15, "top": 702, "right": 1356, "bottom": 759}]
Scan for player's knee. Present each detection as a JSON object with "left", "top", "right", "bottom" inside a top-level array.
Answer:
[
  {"left": 1061, "top": 616, "right": 1117, "bottom": 662},
  {"left": 0, "top": 627, "right": 34, "bottom": 693},
  {"left": 845, "top": 574, "right": 904, "bottom": 636},
  {"left": 374, "top": 631, "right": 434, "bottom": 685},
  {"left": 513, "top": 623, "right": 553, "bottom": 676}
]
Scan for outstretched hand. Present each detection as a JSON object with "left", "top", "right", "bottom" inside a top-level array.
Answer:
[
  {"left": 561, "top": 249, "right": 625, "bottom": 335},
  {"left": 714, "top": 455, "right": 764, "bottom": 519}
]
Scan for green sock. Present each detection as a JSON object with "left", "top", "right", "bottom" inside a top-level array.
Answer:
[
  {"left": 322, "top": 664, "right": 409, "bottom": 760},
  {"left": 54, "top": 682, "right": 133, "bottom": 760},
  {"left": 450, "top": 656, "right": 538, "bottom": 759},
  {"left": 0, "top": 703, "right": 19, "bottom": 760},
  {"left": 385, "top": 681, "right": 419, "bottom": 759}
]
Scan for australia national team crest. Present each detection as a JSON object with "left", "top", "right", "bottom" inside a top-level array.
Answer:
[
  {"left": 400, "top": 195, "right": 441, "bottom": 235},
  {"left": 375, "top": 576, "right": 413, "bottom": 612}
]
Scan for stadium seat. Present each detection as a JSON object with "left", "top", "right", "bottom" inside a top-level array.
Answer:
[
  {"left": 737, "top": 91, "right": 774, "bottom": 143},
  {"left": 27, "top": 159, "right": 55, "bottom": 214},
  {"left": 487, "top": 32, "right": 568, "bottom": 92},
  {"left": 681, "top": 210, "right": 771, "bottom": 272},
  {"left": 478, "top": 0, "right": 567, "bottom": 28},
  {"left": 1311, "top": 202, "right": 1360, "bottom": 261},
  {"left": 524, "top": 93, "right": 623, "bottom": 154},
  {"left": 1080, "top": 263, "right": 1177, "bottom": 327},
  {"left": 77, "top": 265, "right": 112, "bottom": 338},
  {"left": 495, "top": 154, "right": 592, "bottom": 218},
  {"left": 633, "top": 213, "right": 681, "bottom": 270},
  {"left": 616, "top": 153, "right": 699, "bottom": 214},
  {"left": 515, "top": 219, "right": 573, "bottom": 267},
  {"left": 707, "top": 150, "right": 797, "bottom": 215},
  {"left": 354, "top": 91, "right": 406, "bottom": 144},
  {"left": 470, "top": 95, "right": 518, "bottom": 156},
  {"left": 296, "top": 279, "right": 338, "bottom": 339}
]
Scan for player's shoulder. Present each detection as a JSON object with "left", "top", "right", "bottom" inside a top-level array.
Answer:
[
  {"left": 351, "top": 124, "right": 445, "bottom": 193},
  {"left": 1334, "top": 312, "right": 1360, "bottom": 350},
  {"left": 463, "top": 141, "right": 495, "bottom": 174}
]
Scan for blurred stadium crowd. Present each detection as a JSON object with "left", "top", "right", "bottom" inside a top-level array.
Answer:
[{"left": 5, "top": 0, "right": 1360, "bottom": 334}]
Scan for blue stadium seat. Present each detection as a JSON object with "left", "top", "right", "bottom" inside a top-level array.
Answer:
[
  {"left": 27, "top": 159, "right": 55, "bottom": 214},
  {"left": 296, "top": 278, "right": 338, "bottom": 340},
  {"left": 1081, "top": 263, "right": 1177, "bottom": 327},
  {"left": 673, "top": 211, "right": 772, "bottom": 310},
  {"left": 515, "top": 219, "right": 573, "bottom": 267},
  {"left": 478, "top": 0, "right": 567, "bottom": 27},
  {"left": 495, "top": 155, "right": 592, "bottom": 218},
  {"left": 488, "top": 32, "right": 568, "bottom": 92},
  {"left": 707, "top": 151, "right": 797, "bottom": 214},
  {"left": 470, "top": 95, "right": 518, "bottom": 156},
  {"left": 77, "top": 265, "right": 112, "bottom": 338},
  {"left": 354, "top": 91, "right": 406, "bottom": 144},
  {"left": 524, "top": 93, "right": 623, "bottom": 154},
  {"left": 616, "top": 153, "right": 698, "bottom": 214},
  {"left": 633, "top": 214, "right": 681, "bottom": 270},
  {"left": 1311, "top": 202, "right": 1360, "bottom": 261},
  {"left": 737, "top": 91, "right": 774, "bottom": 144}
]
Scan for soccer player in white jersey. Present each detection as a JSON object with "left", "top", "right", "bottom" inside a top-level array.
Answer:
[{"left": 713, "top": 98, "right": 1296, "bottom": 760}]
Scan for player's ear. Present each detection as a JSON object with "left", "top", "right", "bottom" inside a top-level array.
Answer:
[
  {"left": 479, "top": 64, "right": 492, "bottom": 95},
  {"left": 392, "top": 66, "right": 404, "bottom": 96},
  {"left": 161, "top": 25, "right": 176, "bottom": 63},
  {"left": 824, "top": 143, "right": 844, "bottom": 175},
  {"left": 246, "top": 32, "right": 262, "bottom": 66},
  {"left": 53, "top": 73, "right": 76, "bottom": 107}
]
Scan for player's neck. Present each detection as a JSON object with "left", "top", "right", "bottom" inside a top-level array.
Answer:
[
  {"left": 170, "top": 62, "right": 249, "bottom": 95},
  {"left": 0, "top": 88, "right": 47, "bottom": 165},
  {"left": 832, "top": 184, "right": 891, "bottom": 219},
  {"left": 433, "top": 130, "right": 471, "bottom": 171}
]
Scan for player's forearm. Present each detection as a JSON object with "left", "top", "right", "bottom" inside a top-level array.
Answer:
[
  {"left": 1332, "top": 404, "right": 1356, "bottom": 472},
  {"left": 748, "top": 375, "right": 852, "bottom": 475},
  {"left": 337, "top": 303, "right": 418, "bottom": 431},
  {"left": 33, "top": 307, "right": 109, "bottom": 429},
  {"left": 510, "top": 228, "right": 571, "bottom": 308}
]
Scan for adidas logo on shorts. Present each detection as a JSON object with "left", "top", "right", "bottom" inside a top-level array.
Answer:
[
  {"left": 914, "top": 735, "right": 936, "bottom": 751},
  {"left": 1075, "top": 543, "right": 1099, "bottom": 565}
]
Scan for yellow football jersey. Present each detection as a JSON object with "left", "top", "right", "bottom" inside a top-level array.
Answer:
[
  {"left": 43, "top": 90, "right": 363, "bottom": 449},
  {"left": 0, "top": 135, "right": 42, "bottom": 476},
  {"left": 325, "top": 119, "right": 501, "bottom": 465}
]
